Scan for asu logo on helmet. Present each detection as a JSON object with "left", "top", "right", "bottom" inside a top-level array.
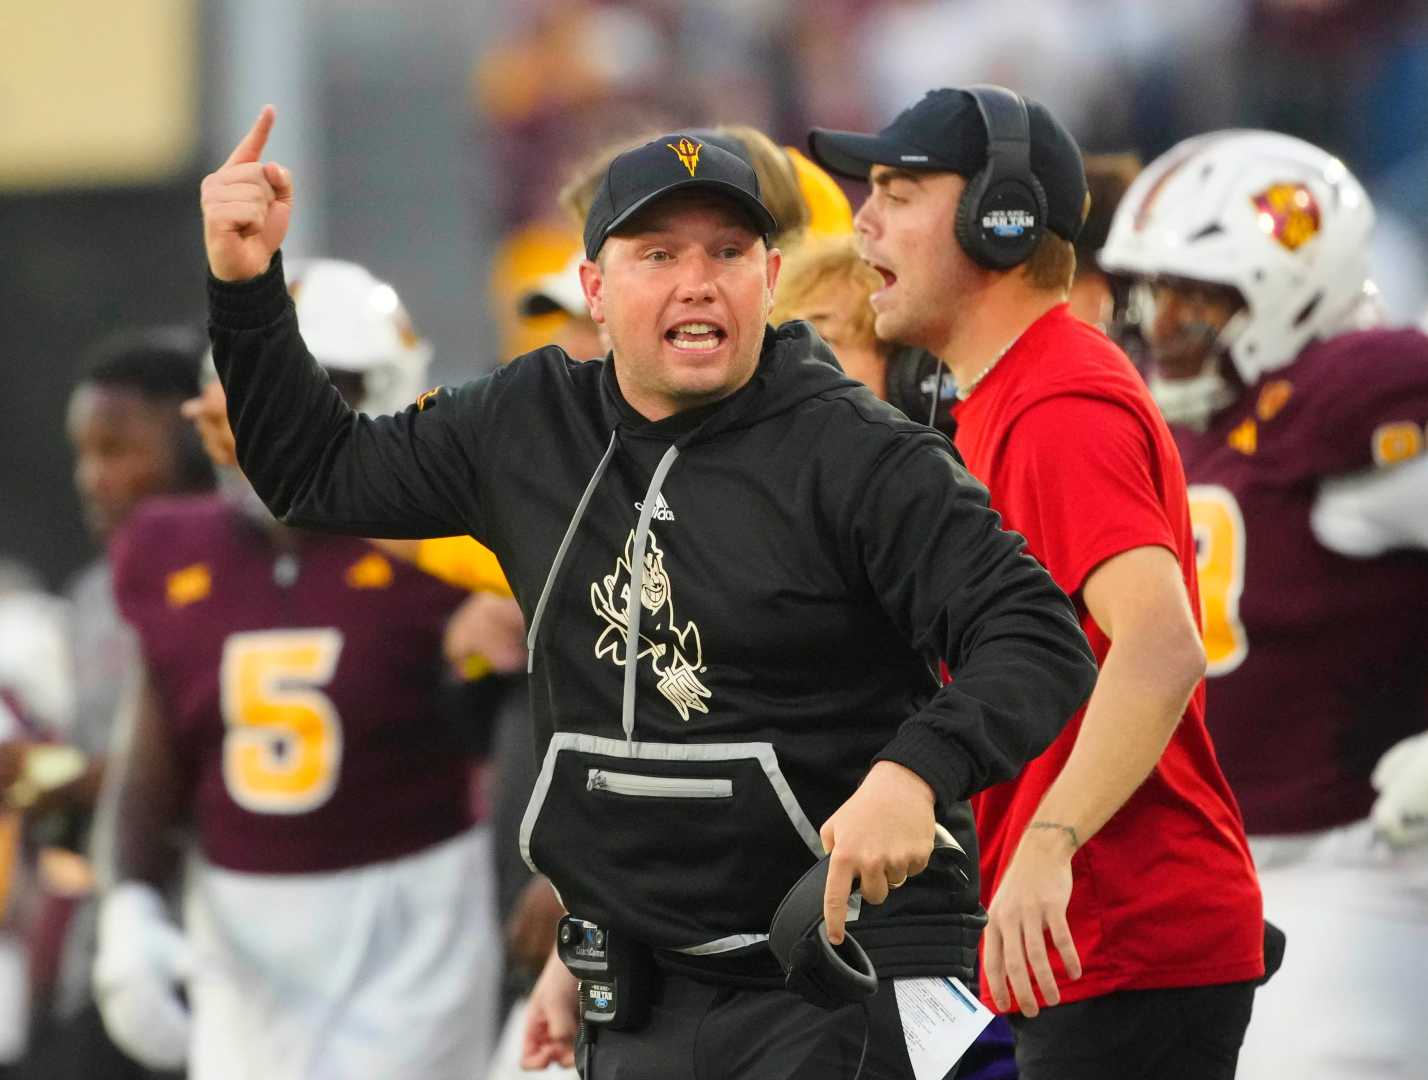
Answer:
[{"left": 1252, "top": 182, "right": 1321, "bottom": 252}]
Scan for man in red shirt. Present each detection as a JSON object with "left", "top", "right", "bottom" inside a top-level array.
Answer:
[{"left": 811, "top": 87, "right": 1266, "bottom": 1078}]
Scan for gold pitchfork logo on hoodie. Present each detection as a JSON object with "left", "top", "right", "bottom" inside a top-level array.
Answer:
[{"left": 667, "top": 137, "right": 702, "bottom": 177}]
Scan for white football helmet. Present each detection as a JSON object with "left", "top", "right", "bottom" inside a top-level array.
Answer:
[
  {"left": 284, "top": 258, "right": 433, "bottom": 415},
  {"left": 1100, "top": 130, "right": 1375, "bottom": 390}
]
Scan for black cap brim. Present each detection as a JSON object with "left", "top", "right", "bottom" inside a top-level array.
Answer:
[
  {"left": 589, "top": 178, "right": 779, "bottom": 259},
  {"left": 807, "top": 128, "right": 957, "bottom": 181}
]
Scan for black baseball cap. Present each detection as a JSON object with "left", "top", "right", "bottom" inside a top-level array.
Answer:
[
  {"left": 808, "top": 88, "right": 1087, "bottom": 241},
  {"left": 583, "top": 134, "right": 779, "bottom": 260}
]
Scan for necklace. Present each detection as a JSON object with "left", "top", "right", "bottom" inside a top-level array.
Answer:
[{"left": 955, "top": 336, "right": 1019, "bottom": 401}]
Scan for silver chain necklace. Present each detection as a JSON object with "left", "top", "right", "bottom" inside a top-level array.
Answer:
[{"left": 955, "top": 335, "right": 1021, "bottom": 401}]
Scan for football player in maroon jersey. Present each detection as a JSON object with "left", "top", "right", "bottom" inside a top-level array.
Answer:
[
  {"left": 1101, "top": 130, "right": 1428, "bottom": 1079},
  {"left": 91, "top": 260, "right": 500, "bottom": 1079}
]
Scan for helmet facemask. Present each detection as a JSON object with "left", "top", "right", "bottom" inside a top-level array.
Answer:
[{"left": 1128, "top": 278, "right": 1244, "bottom": 430}]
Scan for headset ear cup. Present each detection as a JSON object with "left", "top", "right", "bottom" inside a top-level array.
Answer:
[
  {"left": 786, "top": 936, "right": 848, "bottom": 1011},
  {"left": 784, "top": 926, "right": 879, "bottom": 1011},
  {"left": 961, "top": 176, "right": 1045, "bottom": 270}
]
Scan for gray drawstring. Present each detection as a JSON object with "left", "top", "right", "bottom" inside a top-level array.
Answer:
[
  {"left": 526, "top": 431, "right": 619, "bottom": 672},
  {"left": 621, "top": 445, "right": 680, "bottom": 753}
]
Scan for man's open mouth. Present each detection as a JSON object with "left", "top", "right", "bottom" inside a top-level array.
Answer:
[{"left": 666, "top": 322, "right": 726, "bottom": 352}]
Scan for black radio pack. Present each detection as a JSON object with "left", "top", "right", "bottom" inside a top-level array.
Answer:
[{"left": 556, "top": 915, "right": 653, "bottom": 1031}]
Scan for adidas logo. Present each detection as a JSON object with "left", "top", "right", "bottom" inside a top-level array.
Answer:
[{"left": 635, "top": 493, "right": 676, "bottom": 522}]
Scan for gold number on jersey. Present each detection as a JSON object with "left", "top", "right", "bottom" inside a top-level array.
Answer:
[
  {"left": 220, "top": 629, "right": 344, "bottom": 814},
  {"left": 1188, "top": 485, "right": 1248, "bottom": 676}
]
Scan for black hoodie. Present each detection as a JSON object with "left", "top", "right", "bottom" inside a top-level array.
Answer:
[{"left": 210, "top": 253, "right": 1096, "bottom": 984}]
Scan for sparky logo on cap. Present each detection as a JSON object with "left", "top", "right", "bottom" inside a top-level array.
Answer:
[
  {"left": 1252, "top": 182, "right": 1321, "bottom": 252},
  {"left": 667, "top": 137, "right": 703, "bottom": 177}
]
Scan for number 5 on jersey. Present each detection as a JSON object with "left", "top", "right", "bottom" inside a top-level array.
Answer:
[
  {"left": 220, "top": 629, "right": 345, "bottom": 814},
  {"left": 1188, "top": 485, "right": 1248, "bottom": 676}
]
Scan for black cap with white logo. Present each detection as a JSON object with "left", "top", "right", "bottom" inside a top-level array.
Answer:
[
  {"left": 808, "top": 88, "right": 1087, "bottom": 242},
  {"left": 583, "top": 134, "right": 780, "bottom": 260}
]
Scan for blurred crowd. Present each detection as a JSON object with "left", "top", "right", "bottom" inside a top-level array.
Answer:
[{"left": 472, "top": 0, "right": 1428, "bottom": 353}]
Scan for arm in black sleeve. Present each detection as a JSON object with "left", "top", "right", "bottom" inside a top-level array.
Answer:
[
  {"left": 855, "top": 433, "right": 1097, "bottom": 804},
  {"left": 209, "top": 251, "right": 490, "bottom": 539}
]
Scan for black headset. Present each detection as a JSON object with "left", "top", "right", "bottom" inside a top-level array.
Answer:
[
  {"left": 769, "top": 855, "right": 879, "bottom": 1011},
  {"left": 769, "top": 826, "right": 973, "bottom": 1010},
  {"left": 954, "top": 85, "right": 1048, "bottom": 270}
]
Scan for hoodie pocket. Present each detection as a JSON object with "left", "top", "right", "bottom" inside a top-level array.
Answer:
[
  {"left": 521, "top": 733, "right": 825, "bottom": 953},
  {"left": 586, "top": 769, "right": 733, "bottom": 800}
]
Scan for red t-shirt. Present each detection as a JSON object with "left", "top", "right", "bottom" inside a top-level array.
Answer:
[{"left": 955, "top": 305, "right": 1264, "bottom": 1008}]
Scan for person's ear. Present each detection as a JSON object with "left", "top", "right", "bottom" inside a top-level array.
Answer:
[
  {"left": 579, "top": 259, "right": 606, "bottom": 325},
  {"left": 764, "top": 245, "right": 783, "bottom": 311}
]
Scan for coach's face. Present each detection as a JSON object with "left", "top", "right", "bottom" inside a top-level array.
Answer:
[
  {"left": 582, "top": 192, "right": 781, "bottom": 422},
  {"left": 855, "top": 167, "right": 974, "bottom": 353}
]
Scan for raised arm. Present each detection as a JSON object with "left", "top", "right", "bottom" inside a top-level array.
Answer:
[{"left": 201, "top": 108, "right": 488, "bottom": 540}]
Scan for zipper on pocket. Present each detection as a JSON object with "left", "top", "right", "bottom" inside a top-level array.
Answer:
[{"left": 586, "top": 769, "right": 733, "bottom": 799}]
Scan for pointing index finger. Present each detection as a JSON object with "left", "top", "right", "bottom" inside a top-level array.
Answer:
[
  {"left": 224, "top": 105, "right": 276, "bottom": 167},
  {"left": 823, "top": 856, "right": 854, "bottom": 945}
]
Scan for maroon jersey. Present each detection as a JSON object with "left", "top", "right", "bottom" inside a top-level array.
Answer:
[
  {"left": 1174, "top": 328, "right": 1428, "bottom": 834},
  {"left": 112, "top": 495, "right": 473, "bottom": 873}
]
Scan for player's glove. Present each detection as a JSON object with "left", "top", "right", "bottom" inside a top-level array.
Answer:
[
  {"left": 93, "top": 881, "right": 193, "bottom": 1069},
  {"left": 1371, "top": 730, "right": 1428, "bottom": 849}
]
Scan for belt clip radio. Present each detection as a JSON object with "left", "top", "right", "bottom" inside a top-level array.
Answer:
[{"left": 556, "top": 915, "right": 652, "bottom": 1031}]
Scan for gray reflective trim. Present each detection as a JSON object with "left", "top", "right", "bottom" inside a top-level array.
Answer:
[
  {"left": 518, "top": 732, "right": 825, "bottom": 882},
  {"left": 621, "top": 445, "right": 680, "bottom": 749},
  {"left": 673, "top": 898, "right": 861, "bottom": 956},
  {"left": 526, "top": 430, "right": 620, "bottom": 673},
  {"left": 673, "top": 933, "right": 769, "bottom": 956}
]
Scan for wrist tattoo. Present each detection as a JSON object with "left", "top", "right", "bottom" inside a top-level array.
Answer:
[{"left": 1029, "top": 820, "right": 1081, "bottom": 850}]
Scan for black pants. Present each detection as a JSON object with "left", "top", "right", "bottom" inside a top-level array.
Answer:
[
  {"left": 1008, "top": 981, "right": 1257, "bottom": 1080},
  {"left": 580, "top": 972, "right": 939, "bottom": 1080}
]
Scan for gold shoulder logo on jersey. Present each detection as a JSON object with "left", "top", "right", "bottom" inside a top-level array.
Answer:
[
  {"left": 591, "top": 529, "right": 711, "bottom": 722},
  {"left": 1251, "top": 182, "right": 1321, "bottom": 252},
  {"left": 1227, "top": 417, "right": 1257, "bottom": 455},
  {"left": 415, "top": 386, "right": 442, "bottom": 412},
  {"left": 667, "top": 137, "right": 703, "bottom": 178},
  {"left": 345, "top": 552, "right": 394, "bottom": 589},
  {"left": 166, "top": 563, "right": 212, "bottom": 608},
  {"left": 1256, "top": 379, "right": 1293, "bottom": 422},
  {"left": 1371, "top": 420, "right": 1425, "bottom": 467}
]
